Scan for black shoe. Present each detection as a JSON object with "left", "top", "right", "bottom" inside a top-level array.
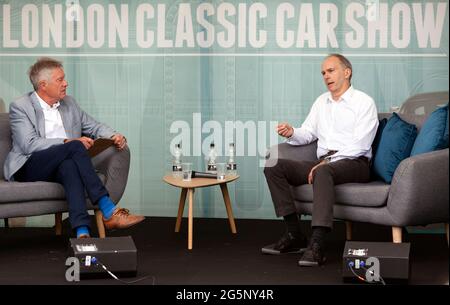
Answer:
[
  {"left": 298, "top": 241, "right": 326, "bottom": 267},
  {"left": 261, "top": 232, "right": 307, "bottom": 255}
]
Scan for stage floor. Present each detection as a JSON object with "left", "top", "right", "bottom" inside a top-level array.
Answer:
[{"left": 0, "top": 217, "right": 448, "bottom": 285}]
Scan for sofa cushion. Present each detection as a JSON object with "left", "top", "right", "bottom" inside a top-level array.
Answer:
[
  {"left": 0, "top": 180, "right": 66, "bottom": 203},
  {"left": 372, "top": 113, "right": 417, "bottom": 183},
  {"left": 292, "top": 181, "right": 390, "bottom": 208},
  {"left": 0, "top": 174, "right": 106, "bottom": 203},
  {"left": 410, "top": 104, "right": 449, "bottom": 156}
]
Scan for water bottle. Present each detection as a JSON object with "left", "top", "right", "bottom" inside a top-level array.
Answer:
[
  {"left": 227, "top": 143, "right": 237, "bottom": 175},
  {"left": 172, "top": 143, "right": 182, "bottom": 178},
  {"left": 207, "top": 142, "right": 217, "bottom": 172}
]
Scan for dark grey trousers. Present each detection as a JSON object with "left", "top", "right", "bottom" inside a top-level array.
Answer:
[{"left": 263, "top": 157, "right": 370, "bottom": 229}]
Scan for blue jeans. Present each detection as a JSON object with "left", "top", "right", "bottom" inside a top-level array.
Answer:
[{"left": 14, "top": 141, "right": 108, "bottom": 229}]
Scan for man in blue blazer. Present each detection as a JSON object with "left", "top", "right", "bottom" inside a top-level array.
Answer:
[{"left": 3, "top": 57, "right": 144, "bottom": 238}]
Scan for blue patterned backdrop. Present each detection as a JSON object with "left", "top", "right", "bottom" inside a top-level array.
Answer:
[{"left": 0, "top": 0, "right": 448, "bottom": 226}]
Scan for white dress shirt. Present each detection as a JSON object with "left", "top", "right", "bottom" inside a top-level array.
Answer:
[
  {"left": 35, "top": 92, "right": 68, "bottom": 139},
  {"left": 287, "top": 86, "right": 379, "bottom": 162}
]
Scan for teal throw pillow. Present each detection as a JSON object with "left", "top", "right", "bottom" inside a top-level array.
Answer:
[
  {"left": 372, "top": 118, "right": 388, "bottom": 157},
  {"left": 372, "top": 113, "right": 417, "bottom": 183},
  {"left": 370, "top": 118, "right": 388, "bottom": 179},
  {"left": 410, "top": 104, "right": 449, "bottom": 156}
]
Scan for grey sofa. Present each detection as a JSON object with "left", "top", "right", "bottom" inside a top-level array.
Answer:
[
  {"left": 0, "top": 112, "right": 131, "bottom": 237},
  {"left": 266, "top": 92, "right": 449, "bottom": 244}
]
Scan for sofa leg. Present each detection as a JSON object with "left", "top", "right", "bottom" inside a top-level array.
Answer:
[
  {"left": 95, "top": 210, "right": 106, "bottom": 238},
  {"left": 446, "top": 223, "right": 449, "bottom": 247},
  {"left": 345, "top": 221, "right": 352, "bottom": 240},
  {"left": 55, "top": 213, "right": 62, "bottom": 235},
  {"left": 392, "top": 226, "right": 402, "bottom": 243}
]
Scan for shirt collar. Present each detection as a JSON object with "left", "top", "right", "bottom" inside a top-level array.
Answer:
[
  {"left": 34, "top": 92, "right": 60, "bottom": 110},
  {"left": 326, "top": 86, "right": 355, "bottom": 104}
]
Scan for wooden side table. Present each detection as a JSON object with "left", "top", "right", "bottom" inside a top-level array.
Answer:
[{"left": 163, "top": 174, "right": 239, "bottom": 250}]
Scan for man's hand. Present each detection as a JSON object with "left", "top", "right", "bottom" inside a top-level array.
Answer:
[
  {"left": 111, "top": 133, "right": 127, "bottom": 150},
  {"left": 65, "top": 136, "right": 94, "bottom": 150},
  {"left": 308, "top": 160, "right": 328, "bottom": 184},
  {"left": 277, "top": 123, "right": 294, "bottom": 138}
]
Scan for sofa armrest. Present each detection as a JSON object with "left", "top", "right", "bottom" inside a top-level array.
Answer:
[
  {"left": 387, "top": 148, "right": 449, "bottom": 226},
  {"left": 92, "top": 145, "right": 131, "bottom": 204},
  {"left": 265, "top": 141, "right": 318, "bottom": 167}
]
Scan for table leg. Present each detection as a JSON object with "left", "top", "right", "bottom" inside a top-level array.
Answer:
[
  {"left": 188, "top": 188, "right": 195, "bottom": 250},
  {"left": 175, "top": 188, "right": 188, "bottom": 232},
  {"left": 220, "top": 183, "right": 237, "bottom": 234}
]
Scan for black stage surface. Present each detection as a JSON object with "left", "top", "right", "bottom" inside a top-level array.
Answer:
[{"left": 0, "top": 217, "right": 448, "bottom": 285}]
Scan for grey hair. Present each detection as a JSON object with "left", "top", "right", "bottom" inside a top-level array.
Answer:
[
  {"left": 28, "top": 57, "right": 63, "bottom": 91},
  {"left": 326, "top": 53, "right": 353, "bottom": 81}
]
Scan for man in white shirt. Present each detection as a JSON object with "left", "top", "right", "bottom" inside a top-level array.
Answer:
[
  {"left": 262, "top": 54, "right": 379, "bottom": 266},
  {"left": 4, "top": 57, "right": 144, "bottom": 238}
]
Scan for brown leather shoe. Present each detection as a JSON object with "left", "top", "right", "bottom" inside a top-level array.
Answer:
[{"left": 103, "top": 208, "right": 145, "bottom": 230}]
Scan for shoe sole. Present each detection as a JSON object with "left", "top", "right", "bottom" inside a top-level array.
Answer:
[
  {"left": 261, "top": 247, "right": 308, "bottom": 255},
  {"left": 298, "top": 257, "right": 327, "bottom": 267},
  {"left": 104, "top": 217, "right": 146, "bottom": 230}
]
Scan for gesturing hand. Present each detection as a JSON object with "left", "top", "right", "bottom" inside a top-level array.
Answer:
[{"left": 276, "top": 123, "right": 294, "bottom": 138}]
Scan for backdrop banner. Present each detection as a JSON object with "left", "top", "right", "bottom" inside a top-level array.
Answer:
[{"left": 0, "top": 0, "right": 448, "bottom": 223}]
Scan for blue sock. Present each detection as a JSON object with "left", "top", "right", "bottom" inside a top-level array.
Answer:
[
  {"left": 98, "top": 195, "right": 116, "bottom": 220},
  {"left": 76, "top": 226, "right": 90, "bottom": 238}
]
